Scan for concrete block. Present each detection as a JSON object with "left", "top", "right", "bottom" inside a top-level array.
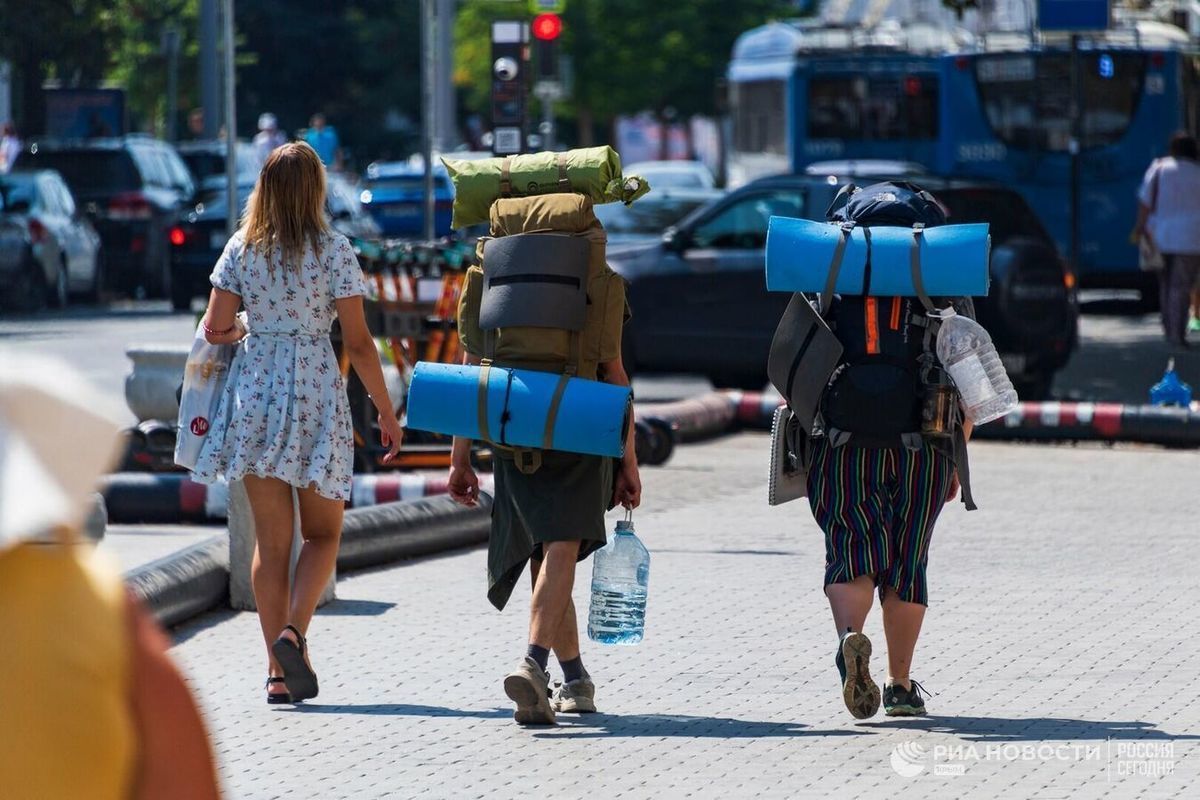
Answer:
[{"left": 228, "top": 479, "right": 335, "bottom": 612}]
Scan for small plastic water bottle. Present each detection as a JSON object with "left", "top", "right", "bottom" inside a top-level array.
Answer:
[
  {"left": 588, "top": 512, "right": 649, "bottom": 645},
  {"left": 1150, "top": 359, "right": 1193, "bottom": 407},
  {"left": 935, "top": 309, "right": 1019, "bottom": 425}
]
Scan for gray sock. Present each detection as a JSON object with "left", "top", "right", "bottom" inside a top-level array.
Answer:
[{"left": 559, "top": 656, "right": 587, "bottom": 683}]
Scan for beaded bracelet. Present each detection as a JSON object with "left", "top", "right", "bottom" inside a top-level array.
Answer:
[{"left": 202, "top": 320, "right": 236, "bottom": 337}]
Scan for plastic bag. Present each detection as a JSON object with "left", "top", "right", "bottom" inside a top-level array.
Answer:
[{"left": 174, "top": 320, "right": 236, "bottom": 470}]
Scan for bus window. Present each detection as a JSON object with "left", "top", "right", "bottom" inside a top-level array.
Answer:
[
  {"left": 807, "top": 75, "right": 939, "bottom": 141},
  {"left": 732, "top": 80, "right": 787, "bottom": 155},
  {"left": 975, "top": 53, "right": 1146, "bottom": 152}
]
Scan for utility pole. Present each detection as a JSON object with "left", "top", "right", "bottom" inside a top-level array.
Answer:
[
  {"left": 1069, "top": 33, "right": 1081, "bottom": 275},
  {"left": 162, "top": 26, "right": 181, "bottom": 142},
  {"left": 200, "top": 0, "right": 220, "bottom": 139},
  {"left": 223, "top": 0, "right": 237, "bottom": 237},
  {"left": 435, "top": 0, "right": 456, "bottom": 153},
  {"left": 421, "top": 0, "right": 437, "bottom": 241}
]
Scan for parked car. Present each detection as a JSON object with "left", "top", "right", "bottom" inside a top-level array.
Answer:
[
  {"left": 606, "top": 172, "right": 1077, "bottom": 398},
  {"left": 168, "top": 172, "right": 380, "bottom": 311},
  {"left": 326, "top": 172, "right": 382, "bottom": 241},
  {"left": 0, "top": 170, "right": 103, "bottom": 311},
  {"left": 594, "top": 188, "right": 724, "bottom": 248},
  {"left": 625, "top": 160, "right": 717, "bottom": 191},
  {"left": 360, "top": 161, "right": 453, "bottom": 238},
  {"left": 175, "top": 139, "right": 259, "bottom": 187},
  {"left": 14, "top": 136, "right": 194, "bottom": 299}
]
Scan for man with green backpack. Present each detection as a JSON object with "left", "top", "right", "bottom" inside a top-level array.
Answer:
[{"left": 446, "top": 188, "right": 641, "bottom": 726}]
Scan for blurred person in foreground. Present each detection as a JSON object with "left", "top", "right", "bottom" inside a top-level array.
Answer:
[
  {"left": 1134, "top": 132, "right": 1200, "bottom": 348},
  {"left": 190, "top": 142, "right": 403, "bottom": 704},
  {"left": 304, "top": 113, "right": 343, "bottom": 171},
  {"left": 0, "top": 353, "right": 221, "bottom": 800}
]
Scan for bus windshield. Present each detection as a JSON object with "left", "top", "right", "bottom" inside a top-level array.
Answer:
[
  {"left": 974, "top": 52, "right": 1146, "bottom": 152},
  {"left": 807, "top": 74, "right": 939, "bottom": 141}
]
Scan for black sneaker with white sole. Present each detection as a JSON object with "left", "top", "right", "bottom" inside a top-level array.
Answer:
[
  {"left": 883, "top": 680, "right": 930, "bottom": 717},
  {"left": 835, "top": 631, "right": 880, "bottom": 719}
]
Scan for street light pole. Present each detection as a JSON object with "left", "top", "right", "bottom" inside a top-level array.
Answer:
[
  {"left": 223, "top": 0, "right": 237, "bottom": 238},
  {"left": 200, "top": 0, "right": 220, "bottom": 139}
]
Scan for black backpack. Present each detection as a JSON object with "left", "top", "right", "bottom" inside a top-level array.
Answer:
[{"left": 819, "top": 182, "right": 951, "bottom": 446}]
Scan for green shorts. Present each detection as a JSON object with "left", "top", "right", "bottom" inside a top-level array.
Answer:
[{"left": 486, "top": 450, "right": 612, "bottom": 611}]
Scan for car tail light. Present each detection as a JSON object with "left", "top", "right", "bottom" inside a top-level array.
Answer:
[
  {"left": 169, "top": 226, "right": 188, "bottom": 246},
  {"left": 108, "top": 192, "right": 154, "bottom": 221},
  {"left": 1063, "top": 269, "right": 1076, "bottom": 290},
  {"left": 27, "top": 218, "right": 48, "bottom": 244}
]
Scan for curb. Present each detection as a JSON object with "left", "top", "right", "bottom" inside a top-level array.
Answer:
[
  {"left": 101, "top": 472, "right": 489, "bottom": 524},
  {"left": 123, "top": 495, "right": 492, "bottom": 628},
  {"left": 125, "top": 535, "right": 229, "bottom": 628},
  {"left": 636, "top": 393, "right": 739, "bottom": 443},
  {"left": 716, "top": 390, "right": 1200, "bottom": 448},
  {"left": 338, "top": 493, "right": 494, "bottom": 572}
]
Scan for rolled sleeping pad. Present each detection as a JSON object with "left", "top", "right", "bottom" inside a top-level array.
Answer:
[
  {"left": 765, "top": 216, "right": 991, "bottom": 297},
  {"left": 406, "top": 361, "right": 632, "bottom": 458}
]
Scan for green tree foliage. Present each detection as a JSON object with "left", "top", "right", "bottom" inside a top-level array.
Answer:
[
  {"left": 0, "top": 0, "right": 123, "bottom": 134},
  {"left": 455, "top": 0, "right": 797, "bottom": 144},
  {"left": 230, "top": 0, "right": 421, "bottom": 164}
]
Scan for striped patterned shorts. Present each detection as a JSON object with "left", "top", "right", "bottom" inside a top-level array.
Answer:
[{"left": 806, "top": 438, "right": 954, "bottom": 606}]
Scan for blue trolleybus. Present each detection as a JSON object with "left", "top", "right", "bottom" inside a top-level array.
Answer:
[{"left": 728, "top": 8, "right": 1199, "bottom": 293}]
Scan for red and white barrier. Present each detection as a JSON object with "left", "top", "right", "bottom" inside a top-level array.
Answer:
[{"left": 102, "top": 471, "right": 491, "bottom": 524}]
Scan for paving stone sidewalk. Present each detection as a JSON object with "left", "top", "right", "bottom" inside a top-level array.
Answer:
[{"left": 171, "top": 435, "right": 1199, "bottom": 799}]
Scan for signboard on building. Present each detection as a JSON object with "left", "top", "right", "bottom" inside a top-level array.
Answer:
[{"left": 45, "top": 88, "right": 127, "bottom": 138}]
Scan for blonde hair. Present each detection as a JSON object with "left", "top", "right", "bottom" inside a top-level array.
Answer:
[{"left": 240, "top": 141, "right": 330, "bottom": 270}]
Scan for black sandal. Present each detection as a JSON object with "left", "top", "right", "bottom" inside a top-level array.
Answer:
[
  {"left": 266, "top": 676, "right": 292, "bottom": 705},
  {"left": 271, "top": 624, "right": 319, "bottom": 701}
]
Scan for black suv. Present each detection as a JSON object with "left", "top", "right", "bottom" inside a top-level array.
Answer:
[
  {"left": 606, "top": 172, "right": 1078, "bottom": 399},
  {"left": 14, "top": 135, "right": 195, "bottom": 298}
]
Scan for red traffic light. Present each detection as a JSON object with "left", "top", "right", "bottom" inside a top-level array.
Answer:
[{"left": 532, "top": 13, "right": 562, "bottom": 41}]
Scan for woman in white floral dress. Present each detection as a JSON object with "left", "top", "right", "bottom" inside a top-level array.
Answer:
[{"left": 194, "top": 142, "right": 403, "bottom": 704}]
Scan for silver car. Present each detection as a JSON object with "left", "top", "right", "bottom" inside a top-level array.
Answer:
[{"left": 0, "top": 170, "right": 102, "bottom": 311}]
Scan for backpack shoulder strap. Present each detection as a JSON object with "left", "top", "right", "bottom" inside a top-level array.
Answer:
[
  {"left": 819, "top": 221, "right": 856, "bottom": 316},
  {"left": 910, "top": 224, "right": 936, "bottom": 314}
]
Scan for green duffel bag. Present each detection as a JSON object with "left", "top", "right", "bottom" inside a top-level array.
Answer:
[{"left": 441, "top": 146, "right": 650, "bottom": 230}]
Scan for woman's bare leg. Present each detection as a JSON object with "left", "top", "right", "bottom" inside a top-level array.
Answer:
[
  {"left": 242, "top": 475, "right": 296, "bottom": 681},
  {"left": 284, "top": 486, "right": 344, "bottom": 644}
]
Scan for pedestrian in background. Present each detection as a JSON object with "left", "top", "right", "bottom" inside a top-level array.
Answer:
[
  {"left": 1134, "top": 132, "right": 1200, "bottom": 349},
  {"left": 191, "top": 142, "right": 404, "bottom": 704},
  {"left": 0, "top": 123, "right": 21, "bottom": 173},
  {"left": 0, "top": 353, "right": 221, "bottom": 800},
  {"left": 304, "top": 113, "right": 342, "bottom": 171},
  {"left": 252, "top": 112, "right": 287, "bottom": 167}
]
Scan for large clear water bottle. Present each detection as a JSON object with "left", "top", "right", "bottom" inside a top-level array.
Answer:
[
  {"left": 935, "top": 309, "right": 1019, "bottom": 425},
  {"left": 588, "top": 513, "right": 649, "bottom": 645}
]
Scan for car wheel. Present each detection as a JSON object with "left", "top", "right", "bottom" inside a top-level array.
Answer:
[
  {"left": 170, "top": 282, "right": 193, "bottom": 313},
  {"left": 3, "top": 251, "right": 49, "bottom": 312},
  {"left": 1013, "top": 371, "right": 1054, "bottom": 402},
  {"left": 85, "top": 252, "right": 106, "bottom": 304},
  {"left": 53, "top": 259, "right": 69, "bottom": 308}
]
